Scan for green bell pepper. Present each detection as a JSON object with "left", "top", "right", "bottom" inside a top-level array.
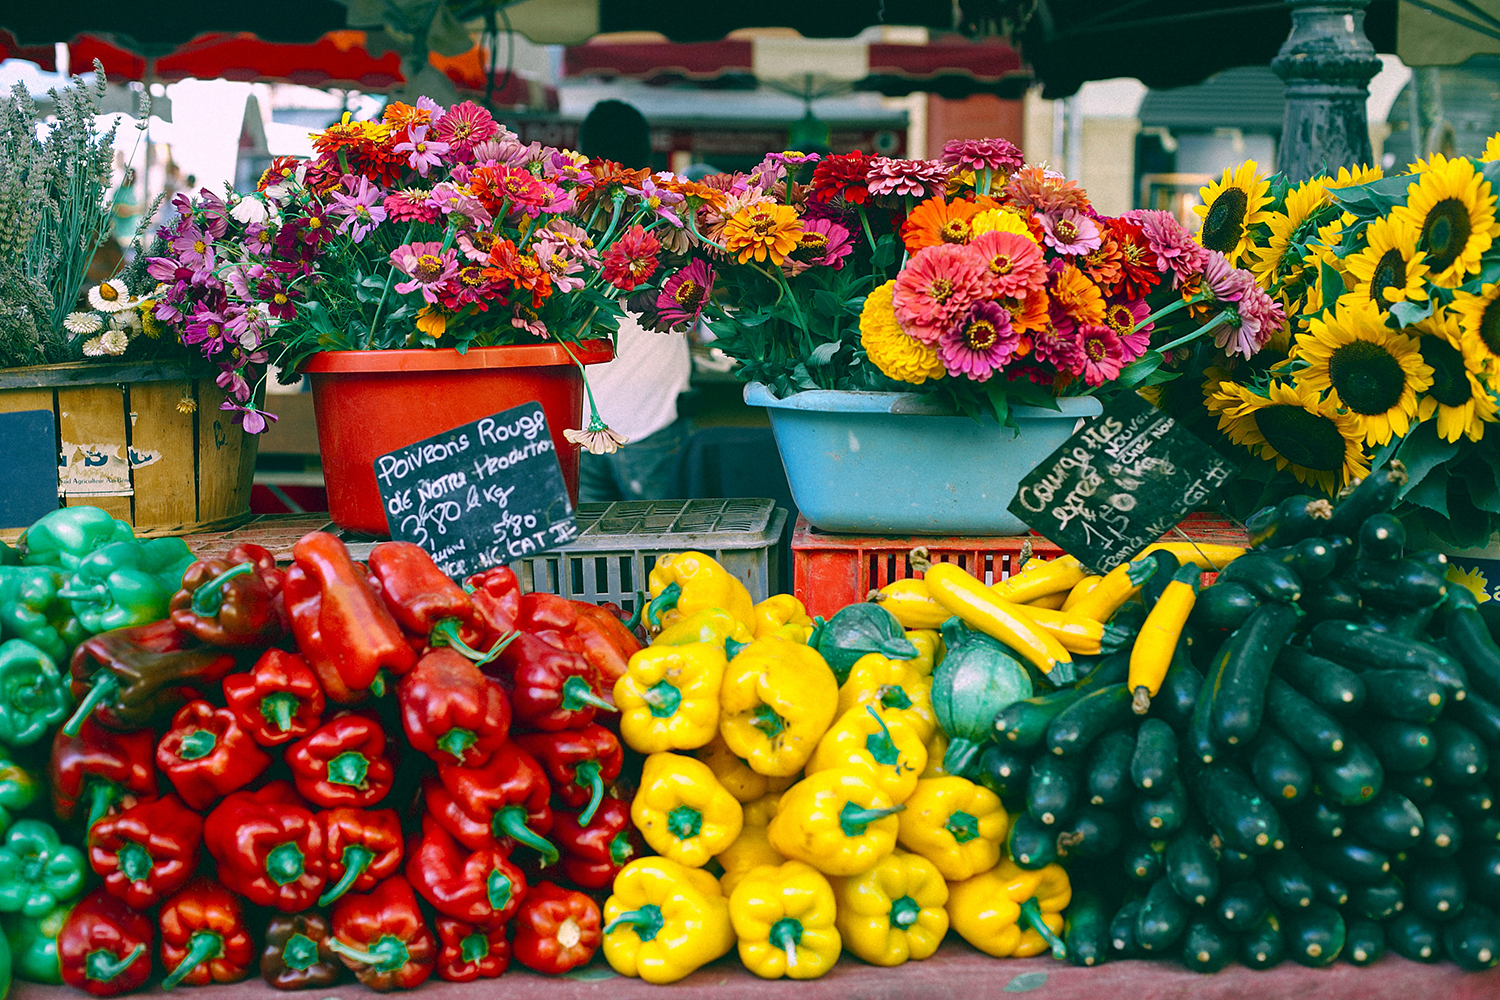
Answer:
[
  {"left": 59, "top": 538, "right": 196, "bottom": 635},
  {"left": 5, "top": 902, "right": 68, "bottom": 983},
  {"left": 0, "top": 641, "right": 70, "bottom": 749},
  {"left": 19, "top": 508, "right": 134, "bottom": 571},
  {"left": 0, "top": 543, "right": 16, "bottom": 568},
  {"left": 0, "top": 758, "right": 37, "bottom": 832},
  {"left": 0, "top": 821, "right": 84, "bottom": 918},
  {"left": 0, "top": 567, "right": 86, "bottom": 665}
]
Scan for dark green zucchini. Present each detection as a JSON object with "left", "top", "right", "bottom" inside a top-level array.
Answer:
[
  {"left": 1356, "top": 558, "right": 1447, "bottom": 610},
  {"left": 1442, "top": 588, "right": 1500, "bottom": 702},
  {"left": 1193, "top": 764, "right": 1284, "bottom": 854},
  {"left": 1348, "top": 874, "right": 1406, "bottom": 920},
  {"left": 1074, "top": 650, "right": 1130, "bottom": 692},
  {"left": 1411, "top": 549, "right": 1450, "bottom": 577},
  {"left": 1149, "top": 646, "right": 1201, "bottom": 731},
  {"left": 1189, "top": 581, "right": 1260, "bottom": 633},
  {"left": 1441, "top": 903, "right": 1500, "bottom": 970},
  {"left": 1417, "top": 801, "right": 1462, "bottom": 858},
  {"left": 1217, "top": 847, "right": 1256, "bottom": 882},
  {"left": 1211, "top": 603, "right": 1301, "bottom": 747},
  {"left": 1109, "top": 601, "right": 1149, "bottom": 637},
  {"left": 1217, "top": 879, "right": 1270, "bottom": 932},
  {"left": 1357, "top": 512, "right": 1405, "bottom": 561},
  {"left": 1407, "top": 858, "right": 1467, "bottom": 922},
  {"left": 1360, "top": 669, "right": 1447, "bottom": 722},
  {"left": 1274, "top": 646, "right": 1365, "bottom": 717},
  {"left": 1046, "top": 683, "right": 1134, "bottom": 757},
  {"left": 1109, "top": 899, "right": 1144, "bottom": 958},
  {"left": 1131, "top": 718, "right": 1178, "bottom": 792},
  {"left": 1389, "top": 769, "right": 1438, "bottom": 803},
  {"left": 1466, "top": 846, "right": 1500, "bottom": 905},
  {"left": 1284, "top": 902, "right": 1345, "bottom": 967},
  {"left": 1138, "top": 550, "right": 1181, "bottom": 608},
  {"left": 1475, "top": 815, "right": 1500, "bottom": 844},
  {"left": 1311, "top": 736, "right": 1384, "bottom": 806},
  {"left": 1387, "top": 912, "right": 1442, "bottom": 962},
  {"left": 1312, "top": 868, "right": 1350, "bottom": 908},
  {"left": 1084, "top": 728, "right": 1136, "bottom": 809},
  {"left": 1239, "top": 913, "right": 1286, "bottom": 970},
  {"left": 1265, "top": 677, "right": 1347, "bottom": 760},
  {"left": 1431, "top": 718, "right": 1490, "bottom": 787},
  {"left": 994, "top": 687, "right": 1083, "bottom": 749},
  {"left": 1180, "top": 918, "right": 1234, "bottom": 973},
  {"left": 1135, "top": 878, "right": 1190, "bottom": 953},
  {"left": 1305, "top": 840, "right": 1392, "bottom": 884},
  {"left": 1325, "top": 534, "right": 1357, "bottom": 573},
  {"left": 1028, "top": 754, "right": 1081, "bottom": 826},
  {"left": 1123, "top": 836, "right": 1166, "bottom": 884},
  {"left": 1251, "top": 726, "right": 1314, "bottom": 804},
  {"left": 1289, "top": 799, "right": 1348, "bottom": 841},
  {"left": 1133, "top": 779, "right": 1187, "bottom": 838},
  {"left": 1007, "top": 810, "right": 1059, "bottom": 869},
  {"left": 1358, "top": 603, "right": 1436, "bottom": 639},
  {"left": 975, "top": 743, "right": 1030, "bottom": 802},
  {"left": 1247, "top": 494, "right": 1333, "bottom": 549},
  {"left": 1326, "top": 464, "right": 1407, "bottom": 537},
  {"left": 1268, "top": 537, "right": 1337, "bottom": 581},
  {"left": 1298, "top": 574, "right": 1361, "bottom": 623},
  {"left": 1166, "top": 833, "right": 1220, "bottom": 907},
  {"left": 1448, "top": 781, "right": 1495, "bottom": 820},
  {"left": 1451, "top": 690, "right": 1500, "bottom": 745},
  {"left": 1363, "top": 719, "right": 1436, "bottom": 773},
  {"left": 1055, "top": 806, "right": 1122, "bottom": 861},
  {"left": 1262, "top": 852, "right": 1316, "bottom": 910},
  {"left": 1344, "top": 918, "right": 1385, "bottom": 965},
  {"left": 1064, "top": 888, "right": 1111, "bottom": 967},
  {"left": 1351, "top": 789, "right": 1424, "bottom": 851},
  {"left": 1216, "top": 554, "right": 1304, "bottom": 603},
  {"left": 1308, "top": 619, "right": 1468, "bottom": 701},
  {"left": 1185, "top": 651, "right": 1222, "bottom": 765}
]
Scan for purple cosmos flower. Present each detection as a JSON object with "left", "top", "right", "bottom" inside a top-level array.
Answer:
[
  {"left": 183, "top": 306, "right": 231, "bottom": 354},
  {"left": 327, "top": 175, "right": 388, "bottom": 243},
  {"left": 224, "top": 304, "right": 269, "bottom": 350},
  {"left": 146, "top": 255, "right": 191, "bottom": 284},
  {"left": 939, "top": 301, "right": 1020, "bottom": 382},
  {"left": 395, "top": 125, "right": 451, "bottom": 177},
  {"left": 657, "top": 259, "right": 715, "bottom": 330},
  {"left": 197, "top": 188, "right": 230, "bottom": 239},
  {"left": 243, "top": 221, "right": 279, "bottom": 257},
  {"left": 220, "top": 400, "right": 277, "bottom": 434},
  {"left": 171, "top": 221, "right": 215, "bottom": 271},
  {"left": 624, "top": 176, "right": 685, "bottom": 227},
  {"left": 1039, "top": 209, "right": 1102, "bottom": 256},
  {"left": 390, "top": 241, "right": 459, "bottom": 304},
  {"left": 224, "top": 263, "right": 265, "bottom": 300},
  {"left": 256, "top": 273, "right": 296, "bottom": 320}
]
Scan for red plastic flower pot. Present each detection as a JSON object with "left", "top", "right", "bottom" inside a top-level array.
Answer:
[{"left": 303, "top": 342, "right": 613, "bottom": 536}]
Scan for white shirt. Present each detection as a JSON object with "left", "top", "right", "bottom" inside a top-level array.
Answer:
[{"left": 587, "top": 313, "right": 691, "bottom": 443}]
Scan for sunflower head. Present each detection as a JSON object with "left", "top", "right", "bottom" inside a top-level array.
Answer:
[
  {"left": 1451, "top": 282, "right": 1500, "bottom": 372},
  {"left": 1295, "top": 298, "right": 1434, "bottom": 446},
  {"left": 1414, "top": 308, "right": 1500, "bottom": 442},
  {"left": 1196, "top": 161, "right": 1273, "bottom": 266},
  {"left": 1392, "top": 154, "right": 1500, "bottom": 288},
  {"left": 1212, "top": 379, "right": 1370, "bottom": 493},
  {"left": 1341, "top": 215, "right": 1430, "bottom": 309}
]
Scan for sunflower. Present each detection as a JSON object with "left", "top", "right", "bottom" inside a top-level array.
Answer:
[
  {"left": 1448, "top": 564, "right": 1492, "bottom": 603},
  {"left": 1451, "top": 282, "right": 1500, "bottom": 370},
  {"left": 1325, "top": 164, "right": 1384, "bottom": 189},
  {"left": 1214, "top": 380, "right": 1370, "bottom": 493},
  {"left": 1248, "top": 179, "right": 1329, "bottom": 288},
  {"left": 1195, "top": 161, "right": 1273, "bottom": 266},
  {"left": 1294, "top": 298, "right": 1433, "bottom": 445},
  {"left": 1413, "top": 309, "right": 1499, "bottom": 442},
  {"left": 901, "top": 196, "right": 992, "bottom": 254},
  {"left": 1486, "top": 134, "right": 1500, "bottom": 164},
  {"left": 1341, "top": 215, "right": 1430, "bottom": 310},
  {"left": 1391, "top": 154, "right": 1500, "bottom": 288}
]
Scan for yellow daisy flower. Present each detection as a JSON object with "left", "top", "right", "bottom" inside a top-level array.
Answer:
[
  {"left": 1413, "top": 309, "right": 1500, "bottom": 442},
  {"left": 1448, "top": 564, "right": 1492, "bottom": 603},
  {"left": 1195, "top": 160, "right": 1274, "bottom": 266},
  {"left": 1341, "top": 214, "right": 1430, "bottom": 309},
  {"left": 1294, "top": 298, "right": 1433, "bottom": 446},
  {"left": 860, "top": 280, "right": 945, "bottom": 385},
  {"left": 1212, "top": 379, "right": 1370, "bottom": 494},
  {"left": 1391, "top": 153, "right": 1500, "bottom": 288}
]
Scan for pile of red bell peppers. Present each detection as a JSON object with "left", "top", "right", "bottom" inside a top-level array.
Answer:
[{"left": 49, "top": 530, "right": 644, "bottom": 994}]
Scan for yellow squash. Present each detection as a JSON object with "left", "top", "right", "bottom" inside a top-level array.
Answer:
[
  {"left": 870, "top": 579, "right": 951, "bottom": 630},
  {"left": 1127, "top": 563, "right": 1201, "bottom": 712},
  {"left": 1141, "top": 542, "right": 1245, "bottom": 571},
  {"left": 992, "top": 554, "right": 1086, "bottom": 604},
  {"left": 922, "top": 562, "right": 1074, "bottom": 682},
  {"left": 1065, "top": 557, "right": 1157, "bottom": 623}
]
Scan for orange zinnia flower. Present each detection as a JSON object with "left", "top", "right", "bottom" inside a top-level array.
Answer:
[
  {"left": 382, "top": 101, "right": 434, "bottom": 131},
  {"left": 901, "top": 196, "right": 995, "bottom": 254},
  {"left": 1082, "top": 232, "right": 1124, "bottom": 294},
  {"left": 483, "top": 240, "right": 552, "bottom": 309},
  {"left": 311, "top": 113, "right": 389, "bottom": 158},
  {"left": 722, "top": 203, "right": 803, "bottom": 265},
  {"left": 1051, "top": 264, "right": 1106, "bottom": 326},
  {"left": 1008, "top": 288, "right": 1051, "bottom": 335}
]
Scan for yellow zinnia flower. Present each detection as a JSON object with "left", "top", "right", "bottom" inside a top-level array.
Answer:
[
  {"left": 1294, "top": 298, "right": 1433, "bottom": 446},
  {"left": 1391, "top": 153, "right": 1500, "bottom": 288},
  {"left": 859, "top": 280, "right": 945, "bottom": 385},
  {"left": 970, "top": 208, "right": 1037, "bottom": 243},
  {"left": 722, "top": 203, "right": 803, "bottom": 265}
]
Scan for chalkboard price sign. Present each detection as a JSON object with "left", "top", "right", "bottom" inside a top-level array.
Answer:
[
  {"left": 1007, "top": 392, "right": 1237, "bottom": 574},
  {"left": 373, "top": 402, "right": 578, "bottom": 579}
]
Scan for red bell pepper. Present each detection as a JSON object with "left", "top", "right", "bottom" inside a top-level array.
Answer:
[
  {"left": 515, "top": 724, "right": 623, "bottom": 825},
  {"left": 464, "top": 566, "right": 520, "bottom": 641},
  {"left": 156, "top": 700, "right": 271, "bottom": 810},
  {"left": 367, "top": 541, "right": 489, "bottom": 653},
  {"left": 396, "top": 649, "right": 509, "bottom": 767},
  {"left": 491, "top": 632, "right": 615, "bottom": 731},
  {"left": 328, "top": 875, "right": 435, "bottom": 992},
  {"left": 221, "top": 649, "right": 325, "bottom": 747},
  {"left": 512, "top": 881, "right": 600, "bottom": 975},
  {"left": 65, "top": 620, "right": 238, "bottom": 735},
  {"left": 158, "top": 878, "right": 254, "bottom": 988},
  {"left": 204, "top": 781, "right": 326, "bottom": 912},
  {"left": 286, "top": 711, "right": 395, "bottom": 808},
  {"left": 261, "top": 911, "right": 341, "bottom": 991},
  {"left": 427, "top": 743, "right": 557, "bottom": 862},
  {"left": 434, "top": 918, "right": 509, "bottom": 982},
  {"left": 58, "top": 888, "right": 153, "bottom": 997},
  {"left": 517, "top": 592, "right": 641, "bottom": 687},
  {"left": 318, "top": 807, "right": 404, "bottom": 906},
  {"left": 283, "top": 532, "right": 416, "bottom": 704},
  {"left": 49, "top": 717, "right": 158, "bottom": 829},
  {"left": 406, "top": 814, "right": 526, "bottom": 928},
  {"left": 551, "top": 799, "right": 641, "bottom": 891},
  {"left": 169, "top": 543, "right": 287, "bottom": 648},
  {"left": 87, "top": 794, "right": 202, "bottom": 909}
]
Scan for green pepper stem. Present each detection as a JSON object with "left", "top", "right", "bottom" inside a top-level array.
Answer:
[
  {"left": 62, "top": 672, "right": 118, "bottom": 737},
  {"left": 494, "top": 805, "right": 559, "bottom": 866},
  {"left": 84, "top": 780, "right": 117, "bottom": 831},
  {"left": 646, "top": 582, "right": 681, "bottom": 631},
  {"left": 602, "top": 904, "right": 665, "bottom": 942},
  {"left": 575, "top": 761, "right": 606, "bottom": 826},
  {"left": 262, "top": 692, "right": 299, "bottom": 733},
  {"left": 161, "top": 931, "right": 224, "bottom": 989},
  {"left": 623, "top": 595, "right": 644, "bottom": 633},
  {"left": 436, "top": 727, "right": 479, "bottom": 764},
  {"left": 806, "top": 616, "right": 826, "bottom": 648},
  {"left": 838, "top": 801, "right": 906, "bottom": 837},
  {"left": 86, "top": 943, "right": 145, "bottom": 982},
  {"left": 1019, "top": 898, "right": 1067, "bottom": 960},
  {"left": 318, "top": 845, "right": 375, "bottom": 906},
  {"left": 430, "top": 619, "right": 508, "bottom": 666},
  {"left": 188, "top": 562, "right": 256, "bottom": 617},
  {"left": 768, "top": 918, "right": 802, "bottom": 970},
  {"left": 561, "top": 675, "right": 616, "bottom": 713},
  {"left": 326, "top": 934, "right": 409, "bottom": 972},
  {"left": 724, "top": 638, "right": 749, "bottom": 660}
]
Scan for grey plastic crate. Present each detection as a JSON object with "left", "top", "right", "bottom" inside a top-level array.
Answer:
[{"left": 513, "top": 499, "right": 786, "bottom": 613}]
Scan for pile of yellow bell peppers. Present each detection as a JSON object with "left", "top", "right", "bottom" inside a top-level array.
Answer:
[{"left": 599, "top": 550, "right": 1080, "bottom": 984}]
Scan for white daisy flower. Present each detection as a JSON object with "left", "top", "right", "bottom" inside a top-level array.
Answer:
[
  {"left": 87, "top": 280, "right": 133, "bottom": 313},
  {"left": 109, "top": 309, "right": 143, "bottom": 332},
  {"left": 564, "top": 420, "right": 629, "bottom": 456},
  {"left": 82, "top": 335, "right": 108, "bottom": 356},
  {"left": 231, "top": 195, "right": 268, "bottom": 225},
  {"left": 99, "top": 330, "right": 129, "bottom": 355},
  {"left": 64, "top": 312, "right": 103, "bottom": 335}
]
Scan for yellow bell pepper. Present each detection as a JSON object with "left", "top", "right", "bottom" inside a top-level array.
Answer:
[
  {"left": 870, "top": 579, "right": 950, "bottom": 630},
  {"left": 653, "top": 608, "right": 754, "bottom": 647},
  {"left": 903, "top": 629, "right": 943, "bottom": 676},
  {"left": 832, "top": 850, "right": 949, "bottom": 966},
  {"left": 807, "top": 705, "right": 926, "bottom": 803},
  {"left": 696, "top": 733, "right": 796, "bottom": 804},
  {"left": 741, "top": 791, "right": 785, "bottom": 829},
  {"left": 923, "top": 561, "right": 1075, "bottom": 683},
  {"left": 720, "top": 638, "right": 839, "bottom": 777},
  {"left": 1066, "top": 557, "right": 1157, "bottom": 624},
  {"left": 752, "top": 595, "right": 813, "bottom": 640},
  {"left": 947, "top": 856, "right": 1072, "bottom": 959},
  {"left": 920, "top": 730, "right": 950, "bottom": 778},
  {"left": 647, "top": 551, "right": 756, "bottom": 633},
  {"left": 1140, "top": 541, "right": 1245, "bottom": 571},
  {"left": 767, "top": 769, "right": 904, "bottom": 876},
  {"left": 992, "top": 554, "right": 1086, "bottom": 605},
  {"left": 896, "top": 777, "right": 1008, "bottom": 881},
  {"left": 602, "top": 857, "right": 735, "bottom": 984},
  {"left": 716, "top": 824, "right": 785, "bottom": 897},
  {"left": 1061, "top": 575, "right": 1103, "bottom": 612},
  {"left": 1128, "top": 563, "right": 1201, "bottom": 712},
  {"left": 631, "top": 752, "right": 744, "bottom": 867},
  {"left": 728, "top": 860, "right": 841, "bottom": 980},
  {"left": 837, "top": 653, "right": 937, "bottom": 740},
  {"left": 614, "top": 643, "right": 724, "bottom": 753}
]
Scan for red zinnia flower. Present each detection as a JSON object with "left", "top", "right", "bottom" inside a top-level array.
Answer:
[
  {"left": 482, "top": 240, "right": 552, "bottom": 308},
  {"left": 1108, "top": 218, "right": 1163, "bottom": 300},
  {"left": 601, "top": 224, "right": 661, "bottom": 292},
  {"left": 809, "top": 151, "right": 872, "bottom": 206}
]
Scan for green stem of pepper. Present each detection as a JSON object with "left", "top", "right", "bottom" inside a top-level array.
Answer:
[
  {"left": 1018, "top": 898, "right": 1067, "bottom": 960},
  {"left": 261, "top": 692, "right": 299, "bottom": 734},
  {"left": 429, "top": 619, "right": 510, "bottom": 666},
  {"left": 62, "top": 672, "right": 118, "bottom": 737},
  {"left": 603, "top": 904, "right": 665, "bottom": 942},
  {"left": 768, "top": 918, "right": 802, "bottom": 969},
  {"left": 85, "top": 944, "right": 144, "bottom": 983},
  {"left": 838, "top": 800, "right": 905, "bottom": 837},
  {"left": 646, "top": 582, "right": 681, "bottom": 631},
  {"left": 327, "top": 934, "right": 410, "bottom": 972},
  {"left": 574, "top": 761, "right": 605, "bottom": 826},
  {"left": 623, "top": 595, "right": 644, "bottom": 633},
  {"left": 560, "top": 675, "right": 616, "bottom": 714},
  {"left": 318, "top": 845, "right": 375, "bottom": 907},
  {"left": 84, "top": 781, "right": 117, "bottom": 832},
  {"left": 188, "top": 562, "right": 256, "bottom": 617},
  {"left": 493, "top": 805, "right": 559, "bottom": 866},
  {"left": 161, "top": 931, "right": 224, "bottom": 990}
]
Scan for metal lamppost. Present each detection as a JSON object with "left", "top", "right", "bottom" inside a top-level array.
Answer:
[{"left": 1272, "top": 0, "right": 1385, "bottom": 180}]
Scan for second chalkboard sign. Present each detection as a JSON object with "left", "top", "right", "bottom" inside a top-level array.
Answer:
[
  {"left": 373, "top": 402, "right": 578, "bottom": 579},
  {"left": 1007, "top": 392, "right": 1238, "bottom": 573}
]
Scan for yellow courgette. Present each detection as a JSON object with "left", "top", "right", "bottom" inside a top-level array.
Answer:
[
  {"left": 1140, "top": 542, "right": 1245, "bottom": 571},
  {"left": 1061, "top": 575, "right": 1103, "bottom": 612},
  {"left": 870, "top": 578, "right": 951, "bottom": 629},
  {"left": 1067, "top": 557, "right": 1158, "bottom": 623},
  {"left": 993, "top": 554, "right": 1087, "bottom": 605},
  {"left": 1127, "top": 563, "right": 1201, "bottom": 712},
  {"left": 921, "top": 561, "right": 1074, "bottom": 681}
]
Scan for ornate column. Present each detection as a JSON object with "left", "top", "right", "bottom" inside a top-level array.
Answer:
[{"left": 1272, "top": 0, "right": 1384, "bottom": 181}]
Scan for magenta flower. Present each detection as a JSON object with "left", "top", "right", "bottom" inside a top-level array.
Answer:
[
  {"left": 390, "top": 241, "right": 459, "bottom": 304},
  {"left": 456, "top": 230, "right": 500, "bottom": 263},
  {"left": 327, "top": 175, "right": 388, "bottom": 243},
  {"left": 196, "top": 188, "right": 230, "bottom": 239},
  {"left": 395, "top": 125, "right": 450, "bottom": 177},
  {"left": 1076, "top": 324, "right": 1127, "bottom": 387},
  {"left": 1217, "top": 275, "right": 1285, "bottom": 358},
  {"left": 1122, "top": 209, "right": 1210, "bottom": 288},
  {"left": 1104, "top": 297, "right": 1152, "bottom": 359},
  {"left": 433, "top": 101, "right": 499, "bottom": 158},
  {"left": 1201, "top": 251, "right": 1241, "bottom": 301},
  {"left": 383, "top": 189, "right": 439, "bottom": 224},
  {"left": 1039, "top": 209, "right": 1102, "bottom": 256},
  {"left": 544, "top": 219, "right": 600, "bottom": 266},
  {"left": 939, "top": 301, "right": 1020, "bottom": 382},
  {"left": 657, "top": 259, "right": 715, "bottom": 330},
  {"left": 256, "top": 274, "right": 297, "bottom": 320},
  {"left": 183, "top": 306, "right": 230, "bottom": 354},
  {"left": 783, "top": 218, "right": 855, "bottom": 277},
  {"left": 221, "top": 400, "right": 277, "bottom": 434},
  {"left": 892, "top": 244, "right": 987, "bottom": 344},
  {"left": 940, "top": 138, "right": 1024, "bottom": 174},
  {"left": 429, "top": 182, "right": 492, "bottom": 227},
  {"left": 171, "top": 222, "right": 215, "bottom": 272},
  {"left": 533, "top": 239, "right": 585, "bottom": 294},
  {"left": 966, "top": 231, "right": 1047, "bottom": 298},
  {"left": 624, "top": 176, "right": 686, "bottom": 227},
  {"left": 866, "top": 157, "right": 950, "bottom": 199},
  {"left": 224, "top": 304, "right": 269, "bottom": 350},
  {"left": 1029, "top": 319, "right": 1085, "bottom": 375}
]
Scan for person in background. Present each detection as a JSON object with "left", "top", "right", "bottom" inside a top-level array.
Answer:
[{"left": 575, "top": 100, "right": 692, "bottom": 503}]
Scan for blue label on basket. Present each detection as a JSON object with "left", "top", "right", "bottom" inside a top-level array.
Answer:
[
  {"left": 373, "top": 402, "right": 578, "bottom": 579},
  {"left": 1007, "top": 392, "right": 1237, "bottom": 574}
]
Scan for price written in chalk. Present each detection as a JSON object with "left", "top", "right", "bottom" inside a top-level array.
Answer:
[{"left": 373, "top": 403, "right": 578, "bottom": 579}]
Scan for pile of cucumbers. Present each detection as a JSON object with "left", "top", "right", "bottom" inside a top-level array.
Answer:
[{"left": 974, "top": 463, "right": 1500, "bottom": 973}]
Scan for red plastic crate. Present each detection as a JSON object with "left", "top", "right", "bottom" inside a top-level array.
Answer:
[{"left": 792, "top": 512, "right": 1248, "bottom": 619}]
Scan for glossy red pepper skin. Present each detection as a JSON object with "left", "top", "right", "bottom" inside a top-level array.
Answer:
[
  {"left": 329, "top": 875, "right": 436, "bottom": 992},
  {"left": 69, "top": 620, "right": 238, "bottom": 732},
  {"left": 551, "top": 799, "right": 641, "bottom": 890},
  {"left": 491, "top": 632, "right": 615, "bottom": 731},
  {"left": 49, "top": 717, "right": 158, "bottom": 827},
  {"left": 318, "top": 807, "right": 404, "bottom": 906},
  {"left": 222, "top": 649, "right": 325, "bottom": 747},
  {"left": 434, "top": 917, "right": 509, "bottom": 982},
  {"left": 427, "top": 743, "right": 556, "bottom": 861},
  {"left": 515, "top": 724, "right": 623, "bottom": 818},
  {"left": 283, "top": 532, "right": 416, "bottom": 704},
  {"left": 512, "top": 881, "right": 601, "bottom": 975},
  {"left": 156, "top": 700, "right": 271, "bottom": 810},
  {"left": 518, "top": 592, "right": 641, "bottom": 687},
  {"left": 87, "top": 794, "right": 203, "bottom": 909},
  {"left": 169, "top": 543, "right": 288, "bottom": 648},
  {"left": 260, "top": 912, "right": 341, "bottom": 990},
  {"left": 59, "top": 888, "right": 154, "bottom": 997},
  {"left": 464, "top": 567, "right": 520, "bottom": 641},
  {"left": 158, "top": 878, "right": 254, "bottom": 987},
  {"left": 367, "top": 542, "right": 483, "bottom": 642},
  {"left": 204, "top": 781, "right": 326, "bottom": 912},
  {"left": 406, "top": 814, "right": 526, "bottom": 928},
  {"left": 286, "top": 712, "right": 395, "bottom": 808},
  {"left": 396, "top": 649, "right": 509, "bottom": 768}
]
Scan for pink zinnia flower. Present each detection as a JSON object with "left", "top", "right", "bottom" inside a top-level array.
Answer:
[
  {"left": 940, "top": 137, "right": 1024, "bottom": 174},
  {"left": 657, "top": 259, "right": 715, "bottom": 330},
  {"left": 866, "top": 157, "right": 950, "bottom": 199},
  {"left": 939, "top": 301, "right": 1020, "bottom": 382},
  {"left": 1218, "top": 277, "right": 1285, "bottom": 358},
  {"left": 429, "top": 182, "right": 492, "bottom": 227},
  {"left": 390, "top": 241, "right": 459, "bottom": 304},
  {"left": 601, "top": 224, "right": 661, "bottom": 292},
  {"left": 1076, "top": 324, "right": 1127, "bottom": 387},
  {"left": 1029, "top": 318, "right": 1085, "bottom": 374},
  {"left": 1122, "top": 209, "right": 1209, "bottom": 287},
  {"left": 966, "top": 231, "right": 1047, "bottom": 298},
  {"left": 784, "top": 218, "right": 854, "bottom": 276},
  {"left": 544, "top": 219, "right": 600, "bottom": 266},
  {"left": 512, "top": 308, "right": 548, "bottom": 337},
  {"left": 1201, "top": 251, "right": 1241, "bottom": 301},
  {"left": 394, "top": 125, "right": 450, "bottom": 177},
  {"left": 892, "top": 244, "right": 987, "bottom": 344},
  {"left": 1104, "top": 297, "right": 1152, "bottom": 359},
  {"left": 533, "top": 239, "right": 585, "bottom": 294},
  {"left": 456, "top": 230, "right": 501, "bottom": 263},
  {"left": 383, "top": 189, "right": 438, "bottom": 224},
  {"left": 1039, "top": 209, "right": 1102, "bottom": 256},
  {"left": 432, "top": 101, "right": 499, "bottom": 158}
]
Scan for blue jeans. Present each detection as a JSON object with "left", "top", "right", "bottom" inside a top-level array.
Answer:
[{"left": 578, "top": 418, "right": 689, "bottom": 503}]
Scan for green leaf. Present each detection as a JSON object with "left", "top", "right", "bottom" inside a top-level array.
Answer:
[
  {"left": 1389, "top": 298, "right": 1434, "bottom": 329},
  {"left": 872, "top": 235, "right": 901, "bottom": 269},
  {"left": 811, "top": 290, "right": 844, "bottom": 318},
  {"left": 425, "top": 5, "right": 474, "bottom": 57},
  {"left": 1439, "top": 475, "right": 1496, "bottom": 548},
  {"left": 1463, "top": 455, "right": 1500, "bottom": 515},
  {"left": 1394, "top": 423, "right": 1460, "bottom": 499},
  {"left": 808, "top": 341, "right": 842, "bottom": 366},
  {"left": 1116, "top": 351, "right": 1164, "bottom": 389},
  {"left": 1405, "top": 464, "right": 1450, "bottom": 517}
]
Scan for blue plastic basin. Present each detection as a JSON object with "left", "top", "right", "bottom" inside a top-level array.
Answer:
[{"left": 745, "top": 382, "right": 1102, "bottom": 536}]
